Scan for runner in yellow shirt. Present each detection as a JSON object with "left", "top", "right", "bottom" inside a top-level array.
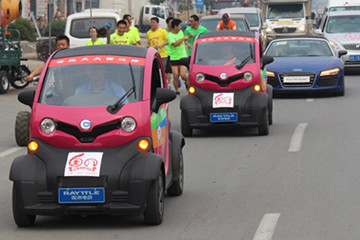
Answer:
[
  {"left": 109, "top": 20, "right": 139, "bottom": 46},
  {"left": 123, "top": 14, "right": 141, "bottom": 46},
  {"left": 86, "top": 27, "right": 105, "bottom": 46},
  {"left": 147, "top": 17, "right": 168, "bottom": 68}
]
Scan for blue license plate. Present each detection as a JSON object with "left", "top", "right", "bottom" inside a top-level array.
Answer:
[
  {"left": 58, "top": 187, "right": 105, "bottom": 204},
  {"left": 210, "top": 112, "right": 238, "bottom": 123},
  {"left": 350, "top": 55, "right": 360, "bottom": 61}
]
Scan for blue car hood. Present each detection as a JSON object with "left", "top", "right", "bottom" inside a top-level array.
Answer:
[{"left": 266, "top": 56, "right": 342, "bottom": 73}]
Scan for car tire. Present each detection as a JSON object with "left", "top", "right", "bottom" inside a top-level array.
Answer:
[
  {"left": 258, "top": 108, "right": 269, "bottom": 136},
  {"left": 15, "top": 111, "right": 31, "bottom": 146},
  {"left": 167, "top": 150, "right": 184, "bottom": 196},
  {"left": 12, "top": 183, "right": 36, "bottom": 227},
  {"left": 11, "top": 65, "right": 31, "bottom": 89},
  {"left": 0, "top": 70, "right": 10, "bottom": 94},
  {"left": 181, "top": 111, "right": 192, "bottom": 137},
  {"left": 144, "top": 170, "right": 164, "bottom": 225},
  {"left": 266, "top": 85, "right": 273, "bottom": 125}
]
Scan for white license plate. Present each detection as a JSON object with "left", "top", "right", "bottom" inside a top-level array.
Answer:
[{"left": 283, "top": 76, "right": 310, "bottom": 83}]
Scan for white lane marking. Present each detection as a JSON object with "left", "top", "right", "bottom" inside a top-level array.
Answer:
[
  {"left": 0, "top": 147, "right": 23, "bottom": 158},
  {"left": 253, "top": 213, "right": 281, "bottom": 240},
  {"left": 288, "top": 123, "right": 308, "bottom": 152},
  {"left": 306, "top": 98, "right": 314, "bottom": 102}
]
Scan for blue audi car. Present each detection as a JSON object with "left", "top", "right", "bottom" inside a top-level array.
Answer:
[{"left": 264, "top": 36, "right": 347, "bottom": 96}]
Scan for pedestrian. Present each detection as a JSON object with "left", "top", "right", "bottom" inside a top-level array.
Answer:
[
  {"left": 123, "top": 14, "right": 141, "bottom": 46},
  {"left": 168, "top": 19, "right": 189, "bottom": 94},
  {"left": 86, "top": 27, "right": 105, "bottom": 46},
  {"left": 165, "top": 17, "right": 174, "bottom": 89},
  {"left": 109, "top": 20, "right": 139, "bottom": 46},
  {"left": 147, "top": 17, "right": 168, "bottom": 72},
  {"left": 184, "top": 14, "right": 208, "bottom": 59},
  {"left": 25, "top": 35, "right": 70, "bottom": 81},
  {"left": 217, "top": 13, "right": 237, "bottom": 31}
]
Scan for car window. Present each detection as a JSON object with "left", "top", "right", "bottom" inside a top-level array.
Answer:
[
  {"left": 200, "top": 18, "right": 249, "bottom": 32},
  {"left": 266, "top": 40, "right": 333, "bottom": 57},
  {"left": 70, "top": 18, "right": 117, "bottom": 38},
  {"left": 326, "top": 15, "right": 360, "bottom": 33},
  {"left": 267, "top": 4, "right": 304, "bottom": 19},
  {"left": 228, "top": 13, "right": 259, "bottom": 27}
]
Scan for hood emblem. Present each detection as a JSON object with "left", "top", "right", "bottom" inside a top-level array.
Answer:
[
  {"left": 220, "top": 73, "right": 227, "bottom": 80},
  {"left": 293, "top": 68, "right": 302, "bottom": 72},
  {"left": 80, "top": 119, "right": 91, "bottom": 130}
]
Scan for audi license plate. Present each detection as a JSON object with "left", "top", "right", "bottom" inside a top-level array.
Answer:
[
  {"left": 210, "top": 112, "right": 238, "bottom": 123},
  {"left": 350, "top": 55, "right": 360, "bottom": 61},
  {"left": 283, "top": 76, "right": 310, "bottom": 83},
  {"left": 58, "top": 187, "right": 105, "bottom": 204}
]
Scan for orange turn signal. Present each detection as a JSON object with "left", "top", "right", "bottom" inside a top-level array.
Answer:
[
  {"left": 188, "top": 86, "right": 196, "bottom": 94},
  {"left": 253, "top": 84, "right": 261, "bottom": 92},
  {"left": 138, "top": 139, "right": 150, "bottom": 151},
  {"left": 28, "top": 141, "right": 39, "bottom": 153}
]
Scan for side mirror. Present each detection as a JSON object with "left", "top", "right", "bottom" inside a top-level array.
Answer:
[
  {"left": 153, "top": 88, "right": 176, "bottom": 112},
  {"left": 261, "top": 55, "right": 274, "bottom": 69},
  {"left": 18, "top": 90, "right": 35, "bottom": 108},
  {"left": 338, "top": 50, "right": 347, "bottom": 58}
]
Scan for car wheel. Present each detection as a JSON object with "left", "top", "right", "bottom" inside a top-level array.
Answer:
[
  {"left": 144, "top": 170, "right": 164, "bottom": 225},
  {"left": 167, "top": 150, "right": 184, "bottom": 196},
  {"left": 181, "top": 111, "right": 192, "bottom": 137},
  {"left": 258, "top": 108, "right": 269, "bottom": 136},
  {"left": 15, "top": 111, "right": 30, "bottom": 146},
  {"left": 266, "top": 85, "right": 273, "bottom": 125},
  {"left": 12, "top": 183, "right": 36, "bottom": 227},
  {"left": 11, "top": 65, "right": 31, "bottom": 89},
  {"left": 0, "top": 70, "right": 10, "bottom": 94}
]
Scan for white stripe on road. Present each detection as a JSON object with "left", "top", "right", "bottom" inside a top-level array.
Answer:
[
  {"left": 306, "top": 98, "right": 314, "bottom": 102},
  {"left": 253, "top": 213, "right": 281, "bottom": 240},
  {"left": 288, "top": 123, "right": 308, "bottom": 152},
  {"left": 0, "top": 147, "right": 22, "bottom": 158}
]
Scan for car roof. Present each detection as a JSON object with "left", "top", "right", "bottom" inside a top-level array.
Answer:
[
  {"left": 197, "top": 31, "right": 256, "bottom": 39},
  {"left": 67, "top": 11, "right": 120, "bottom": 19},
  {"left": 218, "top": 7, "right": 260, "bottom": 14},
  {"left": 270, "top": 35, "right": 329, "bottom": 41},
  {"left": 200, "top": 15, "right": 247, "bottom": 20},
  {"left": 326, "top": 10, "right": 360, "bottom": 16},
  {"left": 52, "top": 45, "right": 149, "bottom": 59}
]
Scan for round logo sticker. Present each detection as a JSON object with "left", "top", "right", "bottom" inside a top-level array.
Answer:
[
  {"left": 80, "top": 119, "right": 91, "bottom": 130},
  {"left": 220, "top": 73, "right": 227, "bottom": 80}
]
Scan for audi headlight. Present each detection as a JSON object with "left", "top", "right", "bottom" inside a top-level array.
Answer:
[
  {"left": 298, "top": 24, "right": 305, "bottom": 32},
  {"left": 266, "top": 26, "right": 273, "bottom": 33},
  {"left": 40, "top": 118, "right": 56, "bottom": 134},
  {"left": 121, "top": 117, "right": 136, "bottom": 132},
  {"left": 196, "top": 73, "right": 205, "bottom": 82},
  {"left": 329, "top": 41, "right": 344, "bottom": 52},
  {"left": 267, "top": 71, "right": 275, "bottom": 77},
  {"left": 320, "top": 67, "right": 340, "bottom": 76},
  {"left": 244, "top": 72, "right": 253, "bottom": 81}
]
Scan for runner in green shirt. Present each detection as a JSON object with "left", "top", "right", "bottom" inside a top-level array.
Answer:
[
  {"left": 123, "top": 14, "right": 141, "bottom": 45},
  {"left": 184, "top": 15, "right": 208, "bottom": 57},
  {"left": 109, "top": 20, "right": 139, "bottom": 46},
  {"left": 86, "top": 27, "right": 105, "bottom": 46}
]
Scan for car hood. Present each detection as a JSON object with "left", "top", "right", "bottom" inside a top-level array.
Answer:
[
  {"left": 326, "top": 32, "right": 360, "bottom": 43},
  {"left": 266, "top": 56, "right": 342, "bottom": 73}
]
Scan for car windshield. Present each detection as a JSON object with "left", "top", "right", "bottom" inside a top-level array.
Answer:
[
  {"left": 200, "top": 18, "right": 248, "bottom": 32},
  {"left": 266, "top": 40, "right": 333, "bottom": 57},
  {"left": 329, "top": 6, "right": 360, "bottom": 11},
  {"left": 211, "top": 1, "right": 241, "bottom": 9},
  {"left": 326, "top": 15, "right": 360, "bottom": 33},
  {"left": 267, "top": 4, "right": 304, "bottom": 19},
  {"left": 194, "top": 39, "right": 255, "bottom": 66},
  {"left": 70, "top": 18, "right": 117, "bottom": 38},
  {"left": 227, "top": 13, "right": 259, "bottom": 27},
  {"left": 39, "top": 58, "right": 144, "bottom": 107}
]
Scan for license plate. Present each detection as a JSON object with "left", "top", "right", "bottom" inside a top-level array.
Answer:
[
  {"left": 349, "top": 55, "right": 360, "bottom": 61},
  {"left": 277, "top": 20, "right": 293, "bottom": 25},
  {"left": 58, "top": 187, "right": 105, "bottom": 204},
  {"left": 210, "top": 112, "right": 238, "bottom": 123},
  {"left": 283, "top": 76, "right": 310, "bottom": 83}
]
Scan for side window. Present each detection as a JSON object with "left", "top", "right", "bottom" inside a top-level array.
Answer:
[
  {"left": 152, "top": 7, "right": 160, "bottom": 17},
  {"left": 145, "top": 7, "right": 149, "bottom": 14},
  {"left": 150, "top": 58, "right": 163, "bottom": 111}
]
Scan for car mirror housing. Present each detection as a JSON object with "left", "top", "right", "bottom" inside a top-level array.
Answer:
[
  {"left": 154, "top": 88, "right": 176, "bottom": 113},
  {"left": 261, "top": 55, "right": 274, "bottom": 69},
  {"left": 18, "top": 90, "right": 35, "bottom": 108},
  {"left": 338, "top": 50, "right": 347, "bottom": 58}
]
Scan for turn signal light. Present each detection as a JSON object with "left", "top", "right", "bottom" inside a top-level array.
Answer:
[
  {"left": 253, "top": 84, "right": 261, "bottom": 92},
  {"left": 28, "top": 141, "right": 39, "bottom": 153},
  {"left": 188, "top": 86, "right": 196, "bottom": 94},
  {"left": 138, "top": 139, "right": 150, "bottom": 151}
]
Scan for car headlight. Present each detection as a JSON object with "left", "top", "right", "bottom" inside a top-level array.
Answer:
[
  {"left": 196, "top": 73, "right": 205, "bottom": 82},
  {"left": 266, "top": 26, "right": 273, "bottom": 33},
  {"left": 121, "top": 117, "right": 136, "bottom": 132},
  {"left": 298, "top": 24, "right": 305, "bottom": 32},
  {"left": 329, "top": 41, "right": 344, "bottom": 52},
  {"left": 320, "top": 67, "right": 340, "bottom": 76},
  {"left": 244, "top": 72, "right": 253, "bottom": 81},
  {"left": 267, "top": 71, "right": 275, "bottom": 77},
  {"left": 40, "top": 118, "right": 56, "bottom": 134}
]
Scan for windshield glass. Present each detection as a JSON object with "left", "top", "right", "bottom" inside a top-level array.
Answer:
[
  {"left": 200, "top": 18, "right": 248, "bottom": 32},
  {"left": 326, "top": 15, "right": 360, "bottom": 33},
  {"left": 194, "top": 38, "right": 255, "bottom": 66},
  {"left": 329, "top": 6, "right": 360, "bottom": 11},
  {"left": 70, "top": 18, "right": 117, "bottom": 38},
  {"left": 39, "top": 56, "right": 144, "bottom": 106},
  {"left": 266, "top": 40, "right": 333, "bottom": 57},
  {"left": 227, "top": 13, "right": 259, "bottom": 27},
  {"left": 267, "top": 4, "right": 304, "bottom": 19},
  {"left": 211, "top": 1, "right": 241, "bottom": 9}
]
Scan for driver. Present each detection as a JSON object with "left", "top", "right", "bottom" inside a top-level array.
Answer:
[
  {"left": 75, "top": 64, "right": 127, "bottom": 99},
  {"left": 216, "top": 13, "right": 237, "bottom": 31},
  {"left": 209, "top": 44, "right": 238, "bottom": 66}
]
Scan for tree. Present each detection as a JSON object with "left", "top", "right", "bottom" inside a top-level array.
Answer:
[{"left": 150, "top": 0, "right": 166, "bottom": 4}]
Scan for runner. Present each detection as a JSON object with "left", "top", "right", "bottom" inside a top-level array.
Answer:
[
  {"left": 86, "top": 27, "right": 105, "bottom": 46},
  {"left": 109, "top": 20, "right": 139, "bottom": 46},
  {"left": 147, "top": 17, "right": 168, "bottom": 72},
  {"left": 184, "top": 15, "right": 208, "bottom": 58}
]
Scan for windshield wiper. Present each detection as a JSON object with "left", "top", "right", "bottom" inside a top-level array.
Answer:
[
  {"left": 236, "top": 44, "right": 254, "bottom": 70},
  {"left": 107, "top": 63, "right": 137, "bottom": 114}
]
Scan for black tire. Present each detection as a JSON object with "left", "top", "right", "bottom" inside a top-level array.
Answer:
[
  {"left": 258, "top": 108, "right": 269, "bottom": 136},
  {"left": 144, "top": 170, "right": 165, "bottom": 225},
  {"left": 167, "top": 150, "right": 184, "bottom": 196},
  {"left": 181, "top": 111, "right": 192, "bottom": 137},
  {"left": 0, "top": 70, "right": 10, "bottom": 94},
  {"left": 15, "top": 111, "right": 30, "bottom": 146},
  {"left": 266, "top": 85, "right": 273, "bottom": 125},
  {"left": 12, "top": 183, "right": 36, "bottom": 227},
  {"left": 11, "top": 65, "right": 30, "bottom": 89}
]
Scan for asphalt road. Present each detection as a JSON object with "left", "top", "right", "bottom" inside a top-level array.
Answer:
[{"left": 1, "top": 71, "right": 360, "bottom": 240}]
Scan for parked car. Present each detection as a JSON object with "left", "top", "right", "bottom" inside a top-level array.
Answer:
[
  {"left": 10, "top": 45, "right": 185, "bottom": 226},
  {"left": 264, "top": 36, "right": 346, "bottom": 96},
  {"left": 181, "top": 31, "right": 274, "bottom": 136},
  {"left": 199, "top": 15, "right": 251, "bottom": 32}
]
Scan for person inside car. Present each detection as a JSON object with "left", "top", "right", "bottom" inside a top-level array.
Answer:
[{"left": 216, "top": 13, "right": 237, "bottom": 31}]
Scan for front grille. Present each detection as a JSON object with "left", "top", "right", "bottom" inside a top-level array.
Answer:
[
  {"left": 204, "top": 73, "right": 244, "bottom": 87},
  {"left": 267, "top": 76, "right": 279, "bottom": 87},
  {"left": 57, "top": 120, "right": 122, "bottom": 143},
  {"left": 279, "top": 72, "right": 316, "bottom": 88},
  {"left": 342, "top": 43, "right": 360, "bottom": 50},
  {"left": 58, "top": 176, "right": 107, "bottom": 188},
  {"left": 345, "top": 61, "right": 360, "bottom": 65},
  {"left": 317, "top": 74, "right": 338, "bottom": 86},
  {"left": 273, "top": 28, "right": 297, "bottom": 33}
]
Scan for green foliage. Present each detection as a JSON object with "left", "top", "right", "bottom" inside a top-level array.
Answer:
[
  {"left": 149, "top": 0, "right": 166, "bottom": 4},
  {"left": 44, "top": 19, "right": 66, "bottom": 36},
  {"left": 8, "top": 18, "right": 37, "bottom": 41}
]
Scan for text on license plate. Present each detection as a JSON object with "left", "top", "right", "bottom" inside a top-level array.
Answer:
[
  {"left": 210, "top": 112, "right": 238, "bottom": 123},
  {"left": 350, "top": 55, "right": 360, "bottom": 61},
  {"left": 58, "top": 187, "right": 105, "bottom": 204},
  {"left": 283, "top": 76, "right": 310, "bottom": 83}
]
